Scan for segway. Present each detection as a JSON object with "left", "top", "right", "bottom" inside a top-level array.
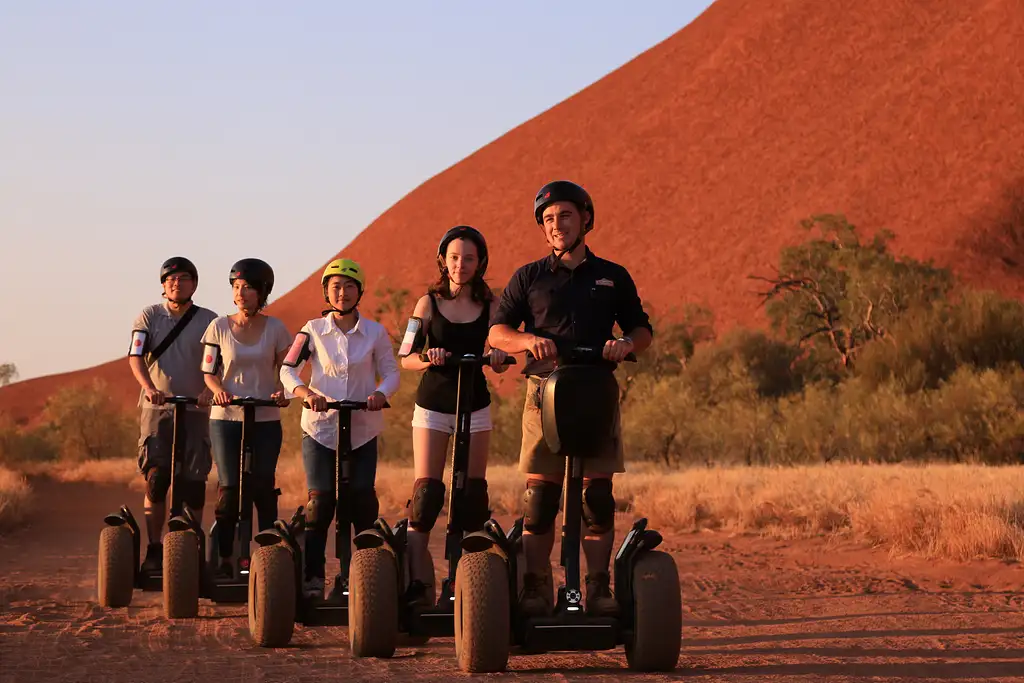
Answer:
[
  {"left": 453, "top": 345, "right": 682, "bottom": 673},
  {"left": 246, "top": 398, "right": 390, "bottom": 647},
  {"left": 160, "top": 396, "right": 283, "bottom": 618},
  {"left": 345, "top": 352, "right": 515, "bottom": 658},
  {"left": 97, "top": 395, "right": 199, "bottom": 608}
]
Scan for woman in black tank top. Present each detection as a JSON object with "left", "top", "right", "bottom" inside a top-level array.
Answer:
[{"left": 398, "top": 226, "right": 510, "bottom": 605}]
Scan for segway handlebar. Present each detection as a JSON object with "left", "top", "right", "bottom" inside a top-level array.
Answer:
[
  {"left": 226, "top": 397, "right": 285, "bottom": 407},
  {"left": 303, "top": 399, "right": 392, "bottom": 411},
  {"left": 417, "top": 352, "right": 518, "bottom": 367},
  {"left": 146, "top": 395, "right": 200, "bottom": 406},
  {"left": 560, "top": 344, "right": 638, "bottom": 365}
]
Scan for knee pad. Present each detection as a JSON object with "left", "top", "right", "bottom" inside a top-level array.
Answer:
[
  {"left": 145, "top": 468, "right": 171, "bottom": 504},
  {"left": 406, "top": 478, "right": 446, "bottom": 532},
  {"left": 304, "top": 490, "right": 336, "bottom": 535},
  {"left": 582, "top": 478, "right": 615, "bottom": 535},
  {"left": 462, "top": 478, "right": 490, "bottom": 533},
  {"left": 216, "top": 486, "right": 239, "bottom": 523},
  {"left": 522, "top": 478, "right": 561, "bottom": 535},
  {"left": 351, "top": 487, "right": 380, "bottom": 534},
  {"left": 177, "top": 480, "right": 207, "bottom": 512}
]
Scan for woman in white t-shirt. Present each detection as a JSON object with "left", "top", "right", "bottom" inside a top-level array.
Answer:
[{"left": 201, "top": 258, "right": 292, "bottom": 579}]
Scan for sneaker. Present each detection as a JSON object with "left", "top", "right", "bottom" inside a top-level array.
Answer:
[
  {"left": 585, "top": 571, "right": 619, "bottom": 617},
  {"left": 519, "top": 572, "right": 552, "bottom": 617},
  {"left": 303, "top": 576, "right": 325, "bottom": 601},
  {"left": 141, "top": 542, "right": 162, "bottom": 574}
]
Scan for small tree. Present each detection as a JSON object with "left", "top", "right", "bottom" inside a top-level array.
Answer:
[
  {"left": 751, "top": 214, "right": 954, "bottom": 372},
  {"left": 41, "top": 379, "right": 136, "bottom": 461},
  {"left": 617, "top": 303, "right": 716, "bottom": 405},
  {"left": 0, "top": 363, "right": 17, "bottom": 387}
]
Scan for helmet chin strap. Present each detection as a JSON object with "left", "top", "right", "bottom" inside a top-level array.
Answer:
[
  {"left": 551, "top": 232, "right": 585, "bottom": 261},
  {"left": 322, "top": 290, "right": 361, "bottom": 317},
  {"left": 322, "top": 304, "right": 358, "bottom": 316}
]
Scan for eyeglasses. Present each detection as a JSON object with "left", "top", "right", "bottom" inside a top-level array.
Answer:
[{"left": 165, "top": 275, "right": 193, "bottom": 284}]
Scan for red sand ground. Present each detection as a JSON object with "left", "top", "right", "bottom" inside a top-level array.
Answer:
[
  {"left": 1, "top": 477, "right": 1022, "bottom": 682},
  {"left": 2, "top": 0, "right": 1023, "bottom": 425}
]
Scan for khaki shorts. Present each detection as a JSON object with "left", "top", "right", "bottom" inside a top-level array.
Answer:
[
  {"left": 518, "top": 377, "right": 625, "bottom": 476},
  {"left": 138, "top": 407, "right": 213, "bottom": 482}
]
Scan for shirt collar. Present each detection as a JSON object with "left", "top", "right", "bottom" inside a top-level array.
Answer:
[
  {"left": 547, "top": 245, "right": 594, "bottom": 272},
  {"left": 325, "top": 311, "right": 362, "bottom": 336}
]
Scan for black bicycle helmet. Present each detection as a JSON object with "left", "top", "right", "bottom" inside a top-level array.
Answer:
[
  {"left": 160, "top": 256, "right": 198, "bottom": 284},
  {"left": 437, "top": 225, "right": 489, "bottom": 279},
  {"left": 533, "top": 180, "right": 594, "bottom": 233},
  {"left": 229, "top": 258, "right": 275, "bottom": 308}
]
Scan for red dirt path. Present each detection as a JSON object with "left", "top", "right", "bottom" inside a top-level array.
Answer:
[
  {"left": 1, "top": 477, "right": 1022, "bottom": 682},
  {"left": 2, "top": 0, "right": 1022, "bottom": 425}
]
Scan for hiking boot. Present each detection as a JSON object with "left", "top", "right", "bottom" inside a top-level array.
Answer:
[
  {"left": 141, "top": 542, "right": 162, "bottom": 575},
  {"left": 585, "top": 571, "right": 619, "bottom": 617},
  {"left": 519, "top": 572, "right": 552, "bottom": 617},
  {"left": 303, "top": 576, "right": 325, "bottom": 601}
]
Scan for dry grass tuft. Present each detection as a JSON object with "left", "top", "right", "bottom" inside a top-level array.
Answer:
[
  {"left": 32, "top": 457, "right": 1024, "bottom": 562},
  {"left": 0, "top": 466, "right": 32, "bottom": 533}
]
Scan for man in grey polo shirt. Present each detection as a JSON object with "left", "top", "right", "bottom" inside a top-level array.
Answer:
[{"left": 127, "top": 257, "right": 218, "bottom": 574}]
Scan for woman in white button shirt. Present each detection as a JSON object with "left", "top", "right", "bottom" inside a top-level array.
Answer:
[
  {"left": 279, "top": 258, "right": 400, "bottom": 600},
  {"left": 201, "top": 258, "right": 292, "bottom": 580}
]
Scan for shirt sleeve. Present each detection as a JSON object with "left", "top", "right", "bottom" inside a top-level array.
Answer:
[
  {"left": 372, "top": 325, "right": 401, "bottom": 399},
  {"left": 280, "top": 322, "right": 313, "bottom": 397},
  {"left": 489, "top": 267, "right": 529, "bottom": 330},
  {"left": 273, "top": 317, "right": 293, "bottom": 355},
  {"left": 200, "top": 317, "right": 219, "bottom": 346},
  {"left": 615, "top": 268, "right": 654, "bottom": 337}
]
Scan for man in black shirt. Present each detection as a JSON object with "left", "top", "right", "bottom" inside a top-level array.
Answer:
[{"left": 489, "top": 180, "right": 653, "bottom": 618}]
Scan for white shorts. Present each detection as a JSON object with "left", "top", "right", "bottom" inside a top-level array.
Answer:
[{"left": 411, "top": 403, "right": 492, "bottom": 434}]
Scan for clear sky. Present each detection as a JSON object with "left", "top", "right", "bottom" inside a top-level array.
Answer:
[{"left": 0, "top": 1, "right": 713, "bottom": 383}]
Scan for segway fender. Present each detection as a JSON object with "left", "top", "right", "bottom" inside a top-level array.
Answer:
[
  {"left": 254, "top": 529, "right": 284, "bottom": 546},
  {"left": 167, "top": 515, "right": 192, "bottom": 533},
  {"left": 353, "top": 528, "right": 386, "bottom": 550},
  {"left": 104, "top": 513, "right": 127, "bottom": 527},
  {"left": 461, "top": 530, "right": 496, "bottom": 554}
]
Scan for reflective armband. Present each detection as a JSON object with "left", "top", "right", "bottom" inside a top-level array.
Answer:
[
  {"left": 128, "top": 330, "right": 148, "bottom": 357},
  {"left": 201, "top": 343, "right": 222, "bottom": 374},
  {"left": 398, "top": 317, "right": 426, "bottom": 358},
  {"left": 283, "top": 331, "right": 312, "bottom": 368}
]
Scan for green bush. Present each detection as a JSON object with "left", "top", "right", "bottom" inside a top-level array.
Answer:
[
  {"left": 856, "top": 289, "right": 1024, "bottom": 391},
  {"left": 39, "top": 379, "right": 138, "bottom": 462}
]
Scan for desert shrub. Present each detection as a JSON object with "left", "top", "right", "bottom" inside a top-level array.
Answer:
[
  {"left": 0, "top": 416, "right": 59, "bottom": 465},
  {"left": 40, "top": 379, "right": 137, "bottom": 462},
  {"left": 856, "top": 289, "right": 1024, "bottom": 392},
  {"left": 621, "top": 364, "right": 1024, "bottom": 467}
]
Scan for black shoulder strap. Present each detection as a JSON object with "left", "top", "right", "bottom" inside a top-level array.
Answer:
[{"left": 147, "top": 305, "right": 200, "bottom": 365}]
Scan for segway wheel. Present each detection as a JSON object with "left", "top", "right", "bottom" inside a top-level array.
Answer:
[
  {"left": 97, "top": 525, "right": 134, "bottom": 608},
  {"left": 248, "top": 544, "right": 296, "bottom": 647},
  {"left": 163, "top": 529, "right": 200, "bottom": 618},
  {"left": 348, "top": 546, "right": 398, "bottom": 658},
  {"left": 625, "top": 550, "right": 682, "bottom": 672},
  {"left": 454, "top": 550, "right": 510, "bottom": 673}
]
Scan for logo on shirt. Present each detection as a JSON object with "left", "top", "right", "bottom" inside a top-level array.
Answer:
[{"left": 595, "top": 278, "right": 615, "bottom": 288}]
